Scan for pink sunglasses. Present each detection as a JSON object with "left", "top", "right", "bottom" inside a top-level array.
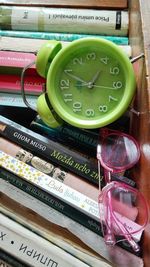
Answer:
[{"left": 97, "top": 129, "right": 149, "bottom": 252}]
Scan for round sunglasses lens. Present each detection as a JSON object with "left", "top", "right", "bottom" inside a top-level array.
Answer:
[
  {"left": 99, "top": 183, "right": 148, "bottom": 238},
  {"left": 101, "top": 134, "right": 140, "bottom": 171}
]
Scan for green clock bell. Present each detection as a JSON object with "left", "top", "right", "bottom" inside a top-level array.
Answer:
[{"left": 35, "top": 38, "right": 136, "bottom": 129}]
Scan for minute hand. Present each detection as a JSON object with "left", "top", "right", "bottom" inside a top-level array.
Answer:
[
  {"left": 65, "top": 71, "right": 87, "bottom": 83},
  {"left": 80, "top": 83, "right": 117, "bottom": 90}
]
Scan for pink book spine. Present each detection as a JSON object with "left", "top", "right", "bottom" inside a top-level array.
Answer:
[
  {"left": 0, "top": 51, "right": 36, "bottom": 68},
  {"left": 0, "top": 74, "right": 45, "bottom": 95}
]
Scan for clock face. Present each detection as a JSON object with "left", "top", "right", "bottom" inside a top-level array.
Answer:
[{"left": 46, "top": 38, "right": 136, "bottom": 129}]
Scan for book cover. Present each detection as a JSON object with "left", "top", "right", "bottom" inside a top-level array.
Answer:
[
  {"left": 0, "top": 30, "right": 129, "bottom": 44},
  {"left": 0, "top": 0, "right": 128, "bottom": 9},
  {"left": 1, "top": 6, "right": 128, "bottom": 36},
  {"left": 1, "top": 179, "right": 144, "bottom": 266},
  {"left": 0, "top": 213, "right": 95, "bottom": 267}
]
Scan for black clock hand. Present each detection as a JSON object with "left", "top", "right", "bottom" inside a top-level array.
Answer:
[
  {"left": 88, "top": 70, "right": 102, "bottom": 88},
  {"left": 64, "top": 70, "right": 87, "bottom": 83}
]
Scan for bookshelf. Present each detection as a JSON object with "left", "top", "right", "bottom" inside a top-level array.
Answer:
[
  {"left": 0, "top": 0, "right": 150, "bottom": 267},
  {"left": 129, "top": 1, "right": 150, "bottom": 267}
]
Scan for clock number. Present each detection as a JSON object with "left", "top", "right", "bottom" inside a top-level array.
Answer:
[
  {"left": 85, "top": 109, "right": 95, "bottom": 117},
  {"left": 73, "top": 102, "right": 82, "bottom": 112},
  {"left": 100, "top": 56, "right": 109, "bottom": 65},
  {"left": 60, "top": 79, "right": 70, "bottom": 89},
  {"left": 110, "top": 67, "right": 120, "bottom": 75},
  {"left": 64, "top": 94, "right": 72, "bottom": 102},
  {"left": 86, "top": 53, "right": 96, "bottom": 60},
  {"left": 109, "top": 95, "right": 118, "bottom": 102},
  {"left": 99, "top": 105, "right": 108, "bottom": 112},
  {"left": 73, "top": 57, "right": 83, "bottom": 65},
  {"left": 113, "top": 81, "right": 122, "bottom": 89}
]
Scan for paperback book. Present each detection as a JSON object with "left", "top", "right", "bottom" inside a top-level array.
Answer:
[
  {"left": 0, "top": 212, "right": 97, "bottom": 267},
  {"left": 0, "top": 36, "right": 131, "bottom": 56},
  {"left": 0, "top": 30, "right": 129, "bottom": 44},
  {"left": 1, "top": 6, "right": 129, "bottom": 36},
  {"left": 0, "top": 0, "right": 128, "bottom": 9},
  {"left": 1, "top": 205, "right": 112, "bottom": 267},
  {"left": 0, "top": 92, "right": 38, "bottom": 107}
]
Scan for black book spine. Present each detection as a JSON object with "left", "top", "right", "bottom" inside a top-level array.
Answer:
[{"left": 0, "top": 115, "right": 99, "bottom": 186}]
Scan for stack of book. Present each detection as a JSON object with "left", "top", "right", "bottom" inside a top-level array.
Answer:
[
  {"left": 0, "top": 1, "right": 145, "bottom": 267},
  {"left": 0, "top": 0, "right": 131, "bottom": 107}
]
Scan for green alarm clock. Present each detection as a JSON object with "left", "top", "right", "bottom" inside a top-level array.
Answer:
[{"left": 36, "top": 38, "right": 136, "bottom": 129}]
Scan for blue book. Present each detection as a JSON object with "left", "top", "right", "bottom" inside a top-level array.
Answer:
[{"left": 0, "top": 30, "right": 129, "bottom": 45}]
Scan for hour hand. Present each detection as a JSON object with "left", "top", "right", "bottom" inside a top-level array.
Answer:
[
  {"left": 64, "top": 70, "right": 87, "bottom": 83},
  {"left": 87, "top": 70, "right": 102, "bottom": 88}
]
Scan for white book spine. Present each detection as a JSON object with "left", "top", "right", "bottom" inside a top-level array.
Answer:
[
  {"left": 2, "top": 6, "right": 128, "bottom": 36},
  {"left": 0, "top": 213, "right": 92, "bottom": 267}
]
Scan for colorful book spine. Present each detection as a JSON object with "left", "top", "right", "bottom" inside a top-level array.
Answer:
[
  {"left": 0, "top": 151, "right": 142, "bottom": 245},
  {"left": 0, "top": 115, "right": 100, "bottom": 185},
  {"left": 0, "top": 0, "right": 128, "bottom": 9},
  {"left": 0, "top": 93, "right": 38, "bottom": 107},
  {"left": 0, "top": 74, "right": 44, "bottom": 95},
  {"left": 0, "top": 30, "right": 129, "bottom": 44},
  {"left": 0, "top": 213, "right": 93, "bottom": 267},
  {"left": 0, "top": 115, "right": 136, "bottom": 187},
  {"left": 0, "top": 136, "right": 99, "bottom": 201},
  {"left": 1, "top": 6, "right": 128, "bottom": 36},
  {"left": 0, "top": 50, "right": 37, "bottom": 73}
]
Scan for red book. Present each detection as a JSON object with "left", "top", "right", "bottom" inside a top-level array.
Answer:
[
  {"left": 0, "top": 50, "right": 38, "bottom": 76},
  {"left": 0, "top": 74, "right": 45, "bottom": 95}
]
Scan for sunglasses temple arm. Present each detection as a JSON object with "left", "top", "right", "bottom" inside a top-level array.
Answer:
[
  {"left": 104, "top": 192, "right": 116, "bottom": 246},
  {"left": 112, "top": 215, "right": 140, "bottom": 252}
]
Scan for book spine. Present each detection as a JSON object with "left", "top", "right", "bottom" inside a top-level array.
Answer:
[
  {"left": 0, "top": 115, "right": 136, "bottom": 187},
  {"left": 0, "top": 93, "right": 38, "bottom": 107},
  {"left": 1, "top": 6, "right": 128, "bottom": 36},
  {"left": 0, "top": 213, "right": 91, "bottom": 267},
  {"left": 0, "top": 74, "right": 45, "bottom": 95},
  {"left": 0, "top": 115, "right": 100, "bottom": 185},
  {"left": 0, "top": 169, "right": 141, "bottom": 256},
  {"left": 0, "top": 151, "right": 143, "bottom": 244},
  {"left": 0, "top": 50, "right": 36, "bottom": 71},
  {"left": 0, "top": 0, "right": 128, "bottom": 9},
  {"left": 0, "top": 168, "right": 103, "bottom": 238},
  {"left": 0, "top": 250, "right": 29, "bottom": 267},
  {"left": 0, "top": 30, "right": 129, "bottom": 45},
  {"left": 30, "top": 118, "right": 98, "bottom": 157},
  {"left": 0, "top": 36, "right": 131, "bottom": 56}
]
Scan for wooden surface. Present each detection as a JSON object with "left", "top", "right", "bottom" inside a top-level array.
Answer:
[
  {"left": 1, "top": 0, "right": 128, "bottom": 9},
  {"left": 129, "top": 1, "right": 150, "bottom": 267}
]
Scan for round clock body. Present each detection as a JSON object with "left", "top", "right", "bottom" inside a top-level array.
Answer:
[{"left": 37, "top": 38, "right": 136, "bottom": 129}]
